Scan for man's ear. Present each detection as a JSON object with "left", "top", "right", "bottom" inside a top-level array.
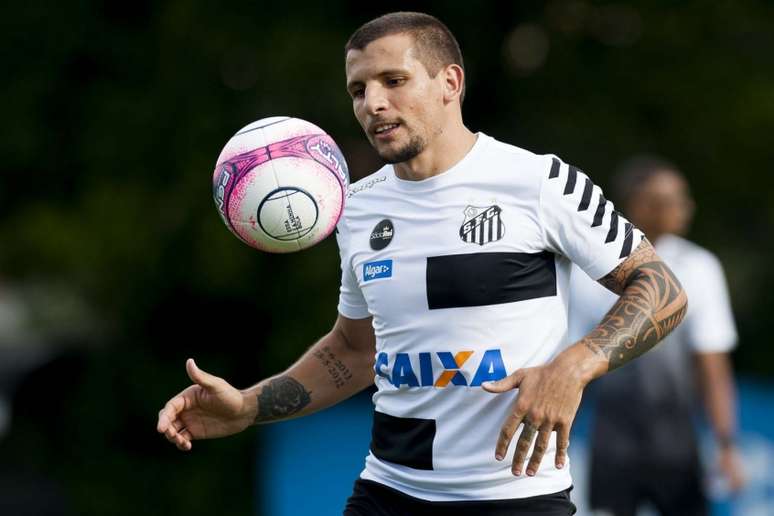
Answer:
[{"left": 442, "top": 64, "right": 465, "bottom": 104}]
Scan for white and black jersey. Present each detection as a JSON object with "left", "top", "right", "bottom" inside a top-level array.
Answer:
[{"left": 336, "top": 133, "right": 643, "bottom": 501}]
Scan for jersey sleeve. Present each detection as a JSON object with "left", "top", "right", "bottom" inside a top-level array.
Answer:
[
  {"left": 335, "top": 217, "right": 371, "bottom": 319},
  {"left": 682, "top": 253, "right": 738, "bottom": 353},
  {"left": 538, "top": 156, "right": 644, "bottom": 280}
]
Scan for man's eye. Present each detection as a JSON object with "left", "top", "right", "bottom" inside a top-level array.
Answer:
[
  {"left": 352, "top": 89, "right": 365, "bottom": 98},
  {"left": 387, "top": 78, "right": 406, "bottom": 86}
]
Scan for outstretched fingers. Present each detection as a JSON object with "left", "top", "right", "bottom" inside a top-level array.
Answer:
[
  {"left": 525, "top": 425, "right": 552, "bottom": 476},
  {"left": 511, "top": 421, "right": 539, "bottom": 476},
  {"left": 488, "top": 369, "right": 530, "bottom": 463},
  {"left": 555, "top": 425, "right": 570, "bottom": 470},
  {"left": 495, "top": 411, "right": 525, "bottom": 461}
]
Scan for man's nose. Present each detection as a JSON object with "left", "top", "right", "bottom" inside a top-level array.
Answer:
[{"left": 364, "top": 86, "right": 388, "bottom": 115}]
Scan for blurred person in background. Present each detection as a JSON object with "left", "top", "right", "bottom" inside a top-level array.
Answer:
[
  {"left": 159, "top": 13, "right": 689, "bottom": 515},
  {"left": 569, "top": 155, "right": 744, "bottom": 516},
  {"left": 0, "top": 279, "right": 92, "bottom": 516}
]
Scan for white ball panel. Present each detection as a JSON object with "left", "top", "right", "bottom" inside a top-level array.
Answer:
[
  {"left": 259, "top": 117, "right": 322, "bottom": 144},
  {"left": 226, "top": 162, "right": 277, "bottom": 241},
  {"left": 230, "top": 221, "right": 300, "bottom": 253},
  {"left": 258, "top": 188, "right": 319, "bottom": 241},
  {"left": 272, "top": 157, "right": 343, "bottom": 247}
]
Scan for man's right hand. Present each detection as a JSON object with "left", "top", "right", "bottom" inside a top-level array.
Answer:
[
  {"left": 719, "top": 444, "right": 746, "bottom": 493},
  {"left": 157, "top": 358, "right": 254, "bottom": 451}
]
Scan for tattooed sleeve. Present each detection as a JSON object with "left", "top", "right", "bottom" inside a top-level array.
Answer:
[
  {"left": 253, "top": 376, "right": 312, "bottom": 424},
  {"left": 583, "top": 239, "right": 688, "bottom": 370}
]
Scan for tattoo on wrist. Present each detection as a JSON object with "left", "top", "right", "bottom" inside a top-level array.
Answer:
[
  {"left": 584, "top": 240, "right": 688, "bottom": 371},
  {"left": 254, "top": 376, "right": 311, "bottom": 424},
  {"left": 313, "top": 345, "right": 353, "bottom": 389}
]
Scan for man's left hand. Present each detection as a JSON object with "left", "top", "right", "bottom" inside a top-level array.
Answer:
[{"left": 482, "top": 352, "right": 593, "bottom": 477}]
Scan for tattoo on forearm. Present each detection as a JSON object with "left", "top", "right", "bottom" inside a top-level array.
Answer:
[
  {"left": 254, "top": 376, "right": 311, "bottom": 424},
  {"left": 313, "top": 345, "right": 353, "bottom": 389},
  {"left": 584, "top": 240, "right": 688, "bottom": 371}
]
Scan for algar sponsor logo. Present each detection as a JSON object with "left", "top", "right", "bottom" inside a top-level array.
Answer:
[
  {"left": 363, "top": 260, "right": 392, "bottom": 281},
  {"left": 374, "top": 349, "right": 507, "bottom": 388}
]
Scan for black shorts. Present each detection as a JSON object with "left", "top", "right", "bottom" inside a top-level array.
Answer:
[
  {"left": 344, "top": 479, "right": 576, "bottom": 516},
  {"left": 590, "top": 459, "right": 707, "bottom": 516}
]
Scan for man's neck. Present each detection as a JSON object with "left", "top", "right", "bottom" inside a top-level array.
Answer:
[{"left": 393, "top": 121, "right": 477, "bottom": 181}]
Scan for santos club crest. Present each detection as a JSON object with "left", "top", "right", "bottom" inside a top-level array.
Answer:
[{"left": 459, "top": 205, "right": 505, "bottom": 245}]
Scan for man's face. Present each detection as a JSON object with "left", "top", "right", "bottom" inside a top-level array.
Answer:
[
  {"left": 345, "top": 33, "right": 446, "bottom": 164},
  {"left": 628, "top": 170, "right": 695, "bottom": 237}
]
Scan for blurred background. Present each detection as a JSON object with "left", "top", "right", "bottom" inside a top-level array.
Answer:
[{"left": 1, "top": 0, "right": 773, "bottom": 514}]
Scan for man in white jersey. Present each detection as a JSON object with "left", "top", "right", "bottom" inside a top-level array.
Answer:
[
  {"left": 157, "top": 13, "right": 688, "bottom": 515},
  {"left": 569, "top": 156, "right": 743, "bottom": 516}
]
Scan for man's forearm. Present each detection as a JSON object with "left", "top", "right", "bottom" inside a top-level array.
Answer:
[
  {"left": 697, "top": 352, "right": 738, "bottom": 446},
  {"left": 578, "top": 240, "right": 688, "bottom": 376},
  {"left": 244, "top": 322, "right": 376, "bottom": 425}
]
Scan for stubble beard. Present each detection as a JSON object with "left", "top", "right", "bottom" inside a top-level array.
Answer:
[{"left": 375, "top": 133, "right": 426, "bottom": 164}]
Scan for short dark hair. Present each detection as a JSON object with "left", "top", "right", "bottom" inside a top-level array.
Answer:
[
  {"left": 612, "top": 154, "right": 684, "bottom": 207},
  {"left": 345, "top": 12, "right": 466, "bottom": 102}
]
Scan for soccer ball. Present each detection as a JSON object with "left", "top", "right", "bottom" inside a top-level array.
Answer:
[{"left": 212, "top": 117, "right": 349, "bottom": 253}]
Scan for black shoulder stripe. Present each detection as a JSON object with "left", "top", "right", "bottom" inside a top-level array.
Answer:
[
  {"left": 549, "top": 157, "right": 561, "bottom": 178},
  {"left": 619, "top": 223, "right": 634, "bottom": 257},
  {"left": 592, "top": 195, "right": 607, "bottom": 227},
  {"left": 564, "top": 166, "right": 578, "bottom": 195},
  {"left": 605, "top": 211, "right": 619, "bottom": 243},
  {"left": 578, "top": 178, "right": 593, "bottom": 211}
]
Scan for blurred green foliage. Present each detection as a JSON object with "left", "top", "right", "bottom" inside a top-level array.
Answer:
[{"left": 1, "top": 1, "right": 772, "bottom": 514}]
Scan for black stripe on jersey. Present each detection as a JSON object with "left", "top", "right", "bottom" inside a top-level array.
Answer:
[
  {"left": 592, "top": 195, "right": 607, "bottom": 227},
  {"left": 549, "top": 157, "right": 561, "bottom": 178},
  {"left": 578, "top": 178, "right": 593, "bottom": 211},
  {"left": 564, "top": 166, "right": 578, "bottom": 195},
  {"left": 371, "top": 411, "right": 435, "bottom": 470},
  {"left": 619, "top": 222, "right": 634, "bottom": 258},
  {"left": 605, "top": 211, "right": 619, "bottom": 243},
  {"left": 426, "top": 251, "right": 557, "bottom": 310}
]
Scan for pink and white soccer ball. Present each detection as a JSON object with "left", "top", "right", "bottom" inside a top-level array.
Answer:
[{"left": 212, "top": 117, "right": 349, "bottom": 253}]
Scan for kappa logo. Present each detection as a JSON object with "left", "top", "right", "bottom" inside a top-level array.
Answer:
[
  {"left": 460, "top": 205, "right": 505, "bottom": 246},
  {"left": 363, "top": 259, "right": 393, "bottom": 281},
  {"left": 369, "top": 219, "right": 394, "bottom": 250},
  {"left": 375, "top": 349, "right": 507, "bottom": 388},
  {"left": 348, "top": 175, "right": 387, "bottom": 198}
]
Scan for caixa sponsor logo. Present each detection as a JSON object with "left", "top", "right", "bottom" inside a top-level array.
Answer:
[
  {"left": 363, "top": 259, "right": 392, "bottom": 281},
  {"left": 374, "top": 349, "right": 507, "bottom": 388}
]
